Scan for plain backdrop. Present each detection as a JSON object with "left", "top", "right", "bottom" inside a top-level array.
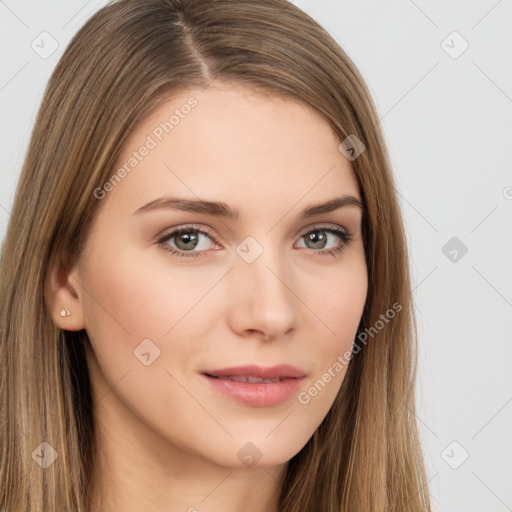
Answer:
[{"left": 1, "top": 1, "right": 511, "bottom": 510}]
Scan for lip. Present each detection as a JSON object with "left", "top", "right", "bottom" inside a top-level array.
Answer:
[{"left": 201, "top": 364, "right": 307, "bottom": 407}]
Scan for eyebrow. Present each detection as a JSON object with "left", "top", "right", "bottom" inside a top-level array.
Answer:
[{"left": 133, "top": 194, "right": 364, "bottom": 219}]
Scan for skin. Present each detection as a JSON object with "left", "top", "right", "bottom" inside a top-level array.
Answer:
[{"left": 47, "top": 82, "right": 368, "bottom": 512}]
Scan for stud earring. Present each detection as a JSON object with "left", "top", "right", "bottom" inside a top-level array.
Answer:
[{"left": 60, "top": 308, "right": 71, "bottom": 317}]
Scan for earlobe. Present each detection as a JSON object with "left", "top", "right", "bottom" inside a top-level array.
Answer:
[{"left": 45, "top": 251, "right": 86, "bottom": 332}]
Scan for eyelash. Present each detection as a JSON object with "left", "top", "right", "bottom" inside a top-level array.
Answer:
[{"left": 157, "top": 224, "right": 354, "bottom": 259}]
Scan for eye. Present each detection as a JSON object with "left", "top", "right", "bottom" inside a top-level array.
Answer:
[
  {"left": 157, "top": 225, "right": 217, "bottom": 258},
  {"left": 296, "top": 225, "right": 353, "bottom": 257},
  {"left": 157, "top": 224, "right": 353, "bottom": 259}
]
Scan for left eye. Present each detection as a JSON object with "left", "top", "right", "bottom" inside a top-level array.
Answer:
[{"left": 157, "top": 225, "right": 353, "bottom": 259}]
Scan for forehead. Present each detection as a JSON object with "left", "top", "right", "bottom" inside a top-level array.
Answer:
[{"left": 102, "top": 82, "right": 360, "bottom": 216}]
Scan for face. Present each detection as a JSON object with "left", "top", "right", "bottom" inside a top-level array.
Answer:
[{"left": 71, "top": 82, "right": 368, "bottom": 470}]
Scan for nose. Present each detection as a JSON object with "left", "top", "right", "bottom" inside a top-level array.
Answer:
[{"left": 226, "top": 242, "right": 298, "bottom": 341}]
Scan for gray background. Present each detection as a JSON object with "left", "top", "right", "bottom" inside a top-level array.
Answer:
[{"left": 1, "top": 1, "right": 511, "bottom": 510}]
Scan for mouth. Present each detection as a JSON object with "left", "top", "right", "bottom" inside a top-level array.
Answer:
[
  {"left": 204, "top": 375, "right": 285, "bottom": 384},
  {"left": 202, "top": 363, "right": 307, "bottom": 381},
  {"left": 200, "top": 364, "right": 307, "bottom": 407}
]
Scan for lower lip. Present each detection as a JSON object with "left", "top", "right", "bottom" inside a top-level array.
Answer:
[{"left": 202, "top": 374, "right": 305, "bottom": 407}]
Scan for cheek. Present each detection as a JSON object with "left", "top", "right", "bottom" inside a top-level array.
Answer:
[
  {"left": 79, "top": 247, "right": 218, "bottom": 435},
  {"left": 81, "top": 243, "right": 211, "bottom": 338},
  {"left": 79, "top": 241, "right": 236, "bottom": 408},
  {"left": 298, "top": 256, "right": 367, "bottom": 403},
  {"left": 326, "top": 275, "right": 367, "bottom": 345},
  {"left": 78, "top": 246, "right": 197, "bottom": 390},
  {"left": 314, "top": 253, "right": 368, "bottom": 348}
]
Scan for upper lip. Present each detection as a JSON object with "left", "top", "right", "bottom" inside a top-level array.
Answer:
[{"left": 203, "top": 364, "right": 307, "bottom": 380}]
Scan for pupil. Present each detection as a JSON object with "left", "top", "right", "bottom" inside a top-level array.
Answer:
[
  {"left": 176, "top": 231, "right": 198, "bottom": 250},
  {"left": 308, "top": 231, "right": 326, "bottom": 249}
]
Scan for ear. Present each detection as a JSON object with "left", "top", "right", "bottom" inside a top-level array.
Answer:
[{"left": 45, "top": 248, "right": 86, "bottom": 331}]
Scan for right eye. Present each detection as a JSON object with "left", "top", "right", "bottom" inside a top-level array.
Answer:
[{"left": 157, "top": 226, "right": 220, "bottom": 258}]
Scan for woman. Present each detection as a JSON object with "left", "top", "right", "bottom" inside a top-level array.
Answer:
[{"left": 0, "top": 0, "right": 432, "bottom": 510}]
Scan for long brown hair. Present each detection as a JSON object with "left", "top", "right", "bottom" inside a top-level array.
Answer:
[{"left": 0, "top": 0, "right": 432, "bottom": 510}]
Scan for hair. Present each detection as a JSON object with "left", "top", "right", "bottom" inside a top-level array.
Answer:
[{"left": 0, "top": 0, "right": 432, "bottom": 510}]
